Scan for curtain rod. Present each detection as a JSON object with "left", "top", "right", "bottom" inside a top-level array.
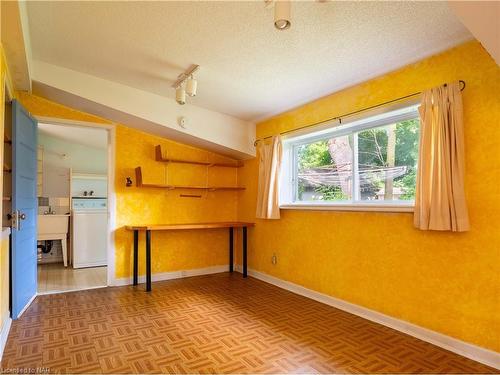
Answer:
[{"left": 254, "top": 80, "right": 466, "bottom": 146}]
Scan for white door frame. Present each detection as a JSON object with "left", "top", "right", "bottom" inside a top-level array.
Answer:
[{"left": 33, "top": 116, "right": 117, "bottom": 287}]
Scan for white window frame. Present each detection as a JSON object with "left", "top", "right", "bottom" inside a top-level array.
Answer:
[{"left": 280, "top": 104, "right": 420, "bottom": 212}]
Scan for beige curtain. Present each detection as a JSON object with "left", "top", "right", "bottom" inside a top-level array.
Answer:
[
  {"left": 256, "top": 135, "right": 282, "bottom": 219},
  {"left": 414, "top": 82, "right": 469, "bottom": 231}
]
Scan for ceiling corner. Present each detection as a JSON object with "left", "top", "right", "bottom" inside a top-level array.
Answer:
[{"left": 448, "top": 1, "right": 500, "bottom": 66}]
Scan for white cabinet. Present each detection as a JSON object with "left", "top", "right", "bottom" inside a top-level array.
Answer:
[
  {"left": 71, "top": 173, "right": 107, "bottom": 198},
  {"left": 72, "top": 211, "right": 107, "bottom": 268}
]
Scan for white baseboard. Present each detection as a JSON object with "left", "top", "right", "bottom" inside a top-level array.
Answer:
[
  {"left": 235, "top": 266, "right": 500, "bottom": 370},
  {"left": 113, "top": 265, "right": 230, "bottom": 286},
  {"left": 73, "top": 261, "right": 107, "bottom": 269},
  {"left": 0, "top": 316, "right": 12, "bottom": 362}
]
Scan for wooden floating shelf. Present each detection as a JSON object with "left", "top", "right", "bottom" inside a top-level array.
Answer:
[
  {"left": 3, "top": 197, "right": 11, "bottom": 201},
  {"left": 135, "top": 167, "right": 245, "bottom": 191},
  {"left": 155, "top": 145, "right": 243, "bottom": 168}
]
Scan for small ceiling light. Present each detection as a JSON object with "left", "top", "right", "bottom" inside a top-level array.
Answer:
[
  {"left": 186, "top": 76, "right": 197, "bottom": 97},
  {"left": 176, "top": 85, "right": 186, "bottom": 105},
  {"left": 274, "top": 0, "right": 291, "bottom": 30}
]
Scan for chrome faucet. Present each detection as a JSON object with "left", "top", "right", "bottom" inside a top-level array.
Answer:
[{"left": 44, "top": 206, "right": 55, "bottom": 215}]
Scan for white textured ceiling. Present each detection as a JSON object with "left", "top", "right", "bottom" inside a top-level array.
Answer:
[
  {"left": 26, "top": 1, "right": 471, "bottom": 121},
  {"left": 38, "top": 123, "right": 108, "bottom": 150}
]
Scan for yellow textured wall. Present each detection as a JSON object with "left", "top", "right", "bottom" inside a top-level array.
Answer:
[
  {"left": 114, "top": 125, "right": 238, "bottom": 277},
  {"left": 16, "top": 93, "right": 240, "bottom": 279},
  {"left": 0, "top": 43, "right": 14, "bottom": 327},
  {"left": 238, "top": 41, "right": 500, "bottom": 352},
  {"left": 0, "top": 236, "right": 9, "bottom": 330}
]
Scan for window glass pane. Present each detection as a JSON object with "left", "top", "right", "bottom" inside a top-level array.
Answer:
[
  {"left": 356, "top": 118, "right": 419, "bottom": 201},
  {"left": 296, "top": 136, "right": 353, "bottom": 202}
]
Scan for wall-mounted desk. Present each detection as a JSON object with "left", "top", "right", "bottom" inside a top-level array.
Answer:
[{"left": 125, "top": 222, "right": 255, "bottom": 291}]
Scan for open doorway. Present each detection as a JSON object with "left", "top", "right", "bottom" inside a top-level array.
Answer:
[{"left": 36, "top": 122, "right": 109, "bottom": 294}]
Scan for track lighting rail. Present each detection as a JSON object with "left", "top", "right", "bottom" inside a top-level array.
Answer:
[{"left": 173, "top": 64, "right": 200, "bottom": 88}]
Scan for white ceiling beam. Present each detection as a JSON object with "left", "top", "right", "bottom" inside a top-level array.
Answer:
[
  {"left": 31, "top": 61, "right": 256, "bottom": 159},
  {"left": 1, "top": 0, "right": 32, "bottom": 91},
  {"left": 448, "top": 1, "right": 500, "bottom": 66}
]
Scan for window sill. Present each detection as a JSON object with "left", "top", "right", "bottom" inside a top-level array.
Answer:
[{"left": 280, "top": 203, "right": 414, "bottom": 213}]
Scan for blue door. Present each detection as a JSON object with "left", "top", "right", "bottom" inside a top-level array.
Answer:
[{"left": 11, "top": 100, "right": 38, "bottom": 318}]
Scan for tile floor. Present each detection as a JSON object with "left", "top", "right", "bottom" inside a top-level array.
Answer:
[{"left": 37, "top": 263, "right": 107, "bottom": 294}]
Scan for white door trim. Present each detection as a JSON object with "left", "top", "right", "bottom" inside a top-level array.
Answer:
[
  {"left": 0, "top": 316, "right": 12, "bottom": 361},
  {"left": 33, "top": 116, "right": 117, "bottom": 288},
  {"left": 15, "top": 293, "right": 36, "bottom": 319}
]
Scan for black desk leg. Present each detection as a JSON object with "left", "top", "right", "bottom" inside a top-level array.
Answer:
[
  {"left": 146, "top": 230, "right": 152, "bottom": 292},
  {"left": 229, "top": 227, "right": 234, "bottom": 273},
  {"left": 243, "top": 227, "right": 247, "bottom": 278},
  {"left": 133, "top": 230, "right": 138, "bottom": 286}
]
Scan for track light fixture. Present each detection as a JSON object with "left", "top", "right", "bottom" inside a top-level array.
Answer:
[
  {"left": 274, "top": 0, "right": 291, "bottom": 30},
  {"left": 173, "top": 65, "right": 199, "bottom": 105},
  {"left": 186, "top": 76, "right": 197, "bottom": 97},
  {"left": 175, "top": 85, "right": 186, "bottom": 105},
  {"left": 268, "top": 0, "right": 326, "bottom": 30}
]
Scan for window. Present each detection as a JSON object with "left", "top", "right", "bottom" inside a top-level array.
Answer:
[{"left": 280, "top": 105, "right": 420, "bottom": 211}]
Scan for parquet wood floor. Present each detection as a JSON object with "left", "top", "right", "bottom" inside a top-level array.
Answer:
[{"left": 1, "top": 273, "right": 497, "bottom": 374}]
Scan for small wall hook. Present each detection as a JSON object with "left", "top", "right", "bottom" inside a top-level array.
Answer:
[{"left": 126, "top": 177, "right": 132, "bottom": 187}]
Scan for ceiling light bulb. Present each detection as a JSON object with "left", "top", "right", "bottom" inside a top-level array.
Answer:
[
  {"left": 176, "top": 86, "right": 186, "bottom": 105},
  {"left": 274, "top": 0, "right": 291, "bottom": 30},
  {"left": 186, "top": 76, "right": 197, "bottom": 97}
]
